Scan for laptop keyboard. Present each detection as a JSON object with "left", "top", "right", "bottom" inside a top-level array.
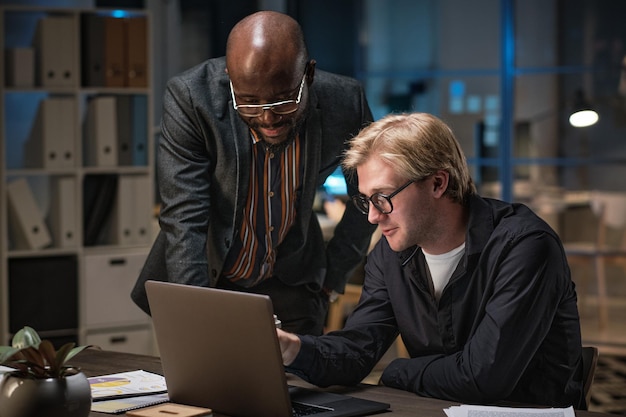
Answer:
[{"left": 291, "top": 401, "right": 333, "bottom": 416}]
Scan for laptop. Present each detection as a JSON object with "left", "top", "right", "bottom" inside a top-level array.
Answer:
[{"left": 145, "top": 280, "right": 390, "bottom": 417}]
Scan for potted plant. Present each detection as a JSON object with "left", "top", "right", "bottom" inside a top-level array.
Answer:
[{"left": 0, "top": 326, "right": 93, "bottom": 417}]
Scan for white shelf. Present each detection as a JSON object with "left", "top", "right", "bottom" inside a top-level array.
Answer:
[{"left": 0, "top": 5, "right": 155, "bottom": 354}]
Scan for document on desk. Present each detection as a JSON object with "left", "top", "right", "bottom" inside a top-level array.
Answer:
[
  {"left": 0, "top": 366, "right": 15, "bottom": 375},
  {"left": 0, "top": 365, "right": 16, "bottom": 375},
  {"left": 89, "top": 369, "right": 168, "bottom": 400},
  {"left": 89, "top": 370, "right": 169, "bottom": 414},
  {"left": 91, "top": 393, "right": 170, "bottom": 414},
  {"left": 444, "top": 405, "right": 576, "bottom": 417}
]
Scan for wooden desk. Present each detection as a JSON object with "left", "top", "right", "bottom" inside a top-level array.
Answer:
[{"left": 74, "top": 349, "right": 610, "bottom": 417}]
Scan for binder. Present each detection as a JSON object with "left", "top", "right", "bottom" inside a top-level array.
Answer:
[
  {"left": 5, "top": 48, "right": 35, "bottom": 87},
  {"left": 81, "top": 15, "right": 125, "bottom": 87},
  {"left": 131, "top": 175, "right": 153, "bottom": 245},
  {"left": 116, "top": 95, "right": 133, "bottom": 165},
  {"left": 7, "top": 178, "right": 53, "bottom": 250},
  {"left": 57, "top": 98, "right": 78, "bottom": 168},
  {"left": 35, "top": 15, "right": 77, "bottom": 87},
  {"left": 103, "top": 16, "right": 126, "bottom": 87},
  {"left": 109, "top": 174, "right": 135, "bottom": 245},
  {"left": 125, "top": 17, "right": 148, "bottom": 87},
  {"left": 109, "top": 175, "right": 152, "bottom": 245},
  {"left": 25, "top": 98, "right": 76, "bottom": 169},
  {"left": 49, "top": 176, "right": 78, "bottom": 248},
  {"left": 85, "top": 96, "right": 118, "bottom": 167},
  {"left": 81, "top": 14, "right": 104, "bottom": 87},
  {"left": 116, "top": 95, "right": 148, "bottom": 166},
  {"left": 131, "top": 95, "right": 148, "bottom": 165}
]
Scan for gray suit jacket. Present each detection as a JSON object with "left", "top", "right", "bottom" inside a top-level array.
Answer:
[{"left": 132, "top": 57, "right": 376, "bottom": 314}]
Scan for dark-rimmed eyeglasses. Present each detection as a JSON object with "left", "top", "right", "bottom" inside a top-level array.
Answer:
[
  {"left": 229, "top": 73, "right": 307, "bottom": 117},
  {"left": 352, "top": 180, "right": 414, "bottom": 215}
]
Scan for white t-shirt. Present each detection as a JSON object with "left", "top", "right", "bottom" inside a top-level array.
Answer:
[{"left": 423, "top": 242, "right": 465, "bottom": 301}]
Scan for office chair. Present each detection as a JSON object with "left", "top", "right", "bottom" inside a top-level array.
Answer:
[
  {"left": 564, "top": 191, "right": 626, "bottom": 330},
  {"left": 326, "top": 283, "right": 363, "bottom": 332},
  {"left": 581, "top": 346, "right": 599, "bottom": 410}
]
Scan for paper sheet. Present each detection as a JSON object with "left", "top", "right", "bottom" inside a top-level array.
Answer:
[
  {"left": 89, "top": 369, "right": 167, "bottom": 400},
  {"left": 444, "top": 404, "right": 576, "bottom": 417}
]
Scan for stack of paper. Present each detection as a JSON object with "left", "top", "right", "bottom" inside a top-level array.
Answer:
[
  {"left": 89, "top": 370, "right": 169, "bottom": 414},
  {"left": 444, "top": 404, "right": 576, "bottom": 417}
]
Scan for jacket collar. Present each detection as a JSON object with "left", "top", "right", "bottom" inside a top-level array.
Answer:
[{"left": 396, "top": 193, "right": 494, "bottom": 265}]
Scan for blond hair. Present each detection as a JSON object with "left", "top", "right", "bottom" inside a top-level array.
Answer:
[{"left": 343, "top": 113, "right": 476, "bottom": 204}]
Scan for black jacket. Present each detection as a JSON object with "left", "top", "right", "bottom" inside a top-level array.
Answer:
[
  {"left": 289, "top": 195, "right": 584, "bottom": 409},
  {"left": 132, "top": 57, "right": 375, "bottom": 313}
]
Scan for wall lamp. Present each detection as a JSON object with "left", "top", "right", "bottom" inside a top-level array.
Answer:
[{"left": 568, "top": 90, "right": 599, "bottom": 128}]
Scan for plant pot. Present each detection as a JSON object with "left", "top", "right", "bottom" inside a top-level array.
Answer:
[{"left": 0, "top": 371, "right": 92, "bottom": 417}]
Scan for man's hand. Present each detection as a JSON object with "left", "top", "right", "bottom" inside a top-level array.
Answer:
[{"left": 276, "top": 328, "right": 302, "bottom": 366}]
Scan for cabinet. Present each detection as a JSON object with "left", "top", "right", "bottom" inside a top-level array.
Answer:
[{"left": 0, "top": 5, "right": 155, "bottom": 354}]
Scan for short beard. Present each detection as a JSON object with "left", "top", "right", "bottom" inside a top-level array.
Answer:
[
  {"left": 263, "top": 139, "right": 291, "bottom": 153},
  {"left": 249, "top": 114, "right": 305, "bottom": 154}
]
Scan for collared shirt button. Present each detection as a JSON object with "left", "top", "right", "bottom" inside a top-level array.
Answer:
[
  {"left": 269, "top": 191, "right": 275, "bottom": 197},
  {"left": 269, "top": 226, "right": 275, "bottom": 232}
]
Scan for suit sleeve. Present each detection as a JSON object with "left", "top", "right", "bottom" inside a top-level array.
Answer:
[
  {"left": 158, "top": 75, "right": 212, "bottom": 287},
  {"left": 323, "top": 84, "right": 377, "bottom": 293}
]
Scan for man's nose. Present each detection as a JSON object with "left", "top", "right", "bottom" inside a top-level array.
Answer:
[
  {"left": 257, "top": 108, "right": 283, "bottom": 124},
  {"left": 367, "top": 203, "right": 383, "bottom": 224}
]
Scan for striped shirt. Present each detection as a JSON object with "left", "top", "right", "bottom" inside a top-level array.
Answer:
[{"left": 221, "top": 131, "right": 303, "bottom": 286}]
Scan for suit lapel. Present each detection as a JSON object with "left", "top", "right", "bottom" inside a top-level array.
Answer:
[
  {"left": 299, "top": 100, "right": 322, "bottom": 224},
  {"left": 229, "top": 109, "right": 252, "bottom": 228}
]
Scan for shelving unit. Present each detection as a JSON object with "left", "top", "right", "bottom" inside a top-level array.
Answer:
[{"left": 0, "top": 5, "right": 156, "bottom": 355}]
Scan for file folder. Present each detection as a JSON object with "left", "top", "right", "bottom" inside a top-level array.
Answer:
[
  {"left": 131, "top": 95, "right": 148, "bottom": 165},
  {"left": 109, "top": 174, "right": 135, "bottom": 245},
  {"left": 125, "top": 17, "right": 148, "bottom": 87},
  {"left": 35, "top": 15, "right": 77, "bottom": 87},
  {"left": 109, "top": 175, "right": 152, "bottom": 245},
  {"left": 131, "top": 175, "right": 153, "bottom": 245},
  {"left": 103, "top": 16, "right": 126, "bottom": 87},
  {"left": 49, "top": 176, "right": 78, "bottom": 248},
  {"left": 115, "top": 95, "right": 148, "bottom": 166},
  {"left": 81, "top": 14, "right": 125, "bottom": 87},
  {"left": 7, "top": 178, "right": 53, "bottom": 250},
  {"left": 116, "top": 95, "right": 133, "bottom": 165},
  {"left": 81, "top": 14, "right": 104, "bottom": 87},
  {"left": 25, "top": 97, "right": 76, "bottom": 169},
  {"left": 85, "top": 96, "right": 118, "bottom": 166}
]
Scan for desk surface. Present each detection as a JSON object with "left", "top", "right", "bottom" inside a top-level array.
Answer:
[{"left": 74, "top": 349, "right": 609, "bottom": 417}]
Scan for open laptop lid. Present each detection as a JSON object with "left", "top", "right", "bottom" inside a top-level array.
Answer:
[
  {"left": 146, "top": 280, "right": 390, "bottom": 417},
  {"left": 146, "top": 280, "right": 293, "bottom": 417}
]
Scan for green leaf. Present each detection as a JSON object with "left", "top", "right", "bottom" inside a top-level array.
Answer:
[
  {"left": 0, "top": 346, "right": 20, "bottom": 363},
  {"left": 0, "top": 327, "right": 92, "bottom": 379},
  {"left": 63, "top": 345, "right": 91, "bottom": 364},
  {"left": 11, "top": 326, "right": 41, "bottom": 350}
]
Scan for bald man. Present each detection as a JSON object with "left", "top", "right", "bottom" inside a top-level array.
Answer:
[{"left": 132, "top": 11, "right": 376, "bottom": 335}]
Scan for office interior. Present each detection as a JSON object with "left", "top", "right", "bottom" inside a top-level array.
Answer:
[{"left": 1, "top": 0, "right": 626, "bottom": 377}]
